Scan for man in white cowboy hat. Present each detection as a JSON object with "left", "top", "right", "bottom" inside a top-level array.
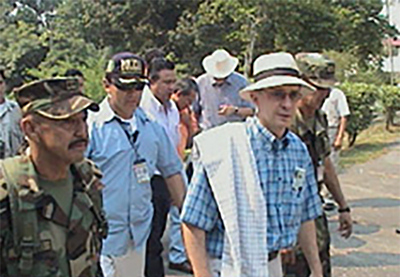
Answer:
[
  {"left": 181, "top": 52, "right": 323, "bottom": 277},
  {"left": 194, "top": 49, "right": 255, "bottom": 130}
]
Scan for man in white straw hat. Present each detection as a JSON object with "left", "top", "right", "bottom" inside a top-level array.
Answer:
[
  {"left": 181, "top": 52, "right": 323, "bottom": 277},
  {"left": 194, "top": 49, "right": 255, "bottom": 130}
]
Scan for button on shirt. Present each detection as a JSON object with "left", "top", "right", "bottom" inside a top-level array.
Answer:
[
  {"left": 86, "top": 99, "right": 182, "bottom": 256},
  {"left": 181, "top": 117, "right": 322, "bottom": 259},
  {"left": 194, "top": 72, "right": 254, "bottom": 130}
]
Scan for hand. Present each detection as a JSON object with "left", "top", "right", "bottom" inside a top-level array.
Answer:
[
  {"left": 280, "top": 248, "right": 296, "bottom": 265},
  {"left": 333, "top": 138, "right": 343, "bottom": 150},
  {"left": 338, "top": 211, "right": 352, "bottom": 238},
  {"left": 218, "top": 105, "right": 236, "bottom": 116}
]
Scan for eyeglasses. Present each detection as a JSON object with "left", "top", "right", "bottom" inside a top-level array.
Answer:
[{"left": 269, "top": 90, "right": 302, "bottom": 102}]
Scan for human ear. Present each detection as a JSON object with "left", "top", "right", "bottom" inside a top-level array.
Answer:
[
  {"left": 249, "top": 92, "right": 258, "bottom": 104},
  {"left": 20, "top": 116, "right": 40, "bottom": 143}
]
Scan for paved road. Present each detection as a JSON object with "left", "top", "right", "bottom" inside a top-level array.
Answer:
[
  {"left": 165, "top": 140, "right": 400, "bottom": 277},
  {"left": 329, "top": 140, "right": 400, "bottom": 277}
]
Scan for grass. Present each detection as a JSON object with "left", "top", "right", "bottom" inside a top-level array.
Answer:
[{"left": 339, "top": 120, "right": 400, "bottom": 168}]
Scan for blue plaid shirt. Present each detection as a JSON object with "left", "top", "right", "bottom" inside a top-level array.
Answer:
[{"left": 181, "top": 117, "right": 322, "bottom": 259}]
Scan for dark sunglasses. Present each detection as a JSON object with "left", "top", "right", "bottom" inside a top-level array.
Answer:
[{"left": 113, "top": 80, "right": 147, "bottom": 91}]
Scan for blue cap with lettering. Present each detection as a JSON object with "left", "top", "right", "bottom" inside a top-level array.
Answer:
[{"left": 105, "top": 52, "right": 147, "bottom": 84}]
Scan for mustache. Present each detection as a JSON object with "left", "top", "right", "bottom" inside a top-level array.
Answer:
[{"left": 68, "top": 138, "right": 88, "bottom": 148}]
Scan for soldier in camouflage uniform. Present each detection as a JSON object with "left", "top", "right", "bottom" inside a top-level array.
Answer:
[
  {"left": 0, "top": 78, "right": 108, "bottom": 277},
  {"left": 282, "top": 53, "right": 353, "bottom": 277}
]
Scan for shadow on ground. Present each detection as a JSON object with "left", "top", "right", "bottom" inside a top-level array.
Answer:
[
  {"left": 328, "top": 220, "right": 380, "bottom": 249},
  {"left": 332, "top": 251, "right": 400, "bottom": 267}
]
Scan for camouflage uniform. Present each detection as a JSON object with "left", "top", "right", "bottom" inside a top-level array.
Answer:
[
  {"left": 0, "top": 78, "right": 107, "bottom": 277},
  {"left": 285, "top": 109, "right": 332, "bottom": 277},
  {"left": 283, "top": 53, "right": 336, "bottom": 277}
]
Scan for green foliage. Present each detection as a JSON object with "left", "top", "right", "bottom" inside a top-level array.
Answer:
[
  {"left": 377, "top": 85, "right": 400, "bottom": 129},
  {"left": 0, "top": 0, "right": 397, "bottom": 100},
  {"left": 339, "top": 82, "right": 378, "bottom": 146}
]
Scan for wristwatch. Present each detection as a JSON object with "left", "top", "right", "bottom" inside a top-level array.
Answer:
[
  {"left": 234, "top": 106, "right": 239, "bottom": 114},
  {"left": 338, "top": 207, "right": 351, "bottom": 213}
]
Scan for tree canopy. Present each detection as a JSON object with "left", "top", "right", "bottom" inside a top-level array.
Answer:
[{"left": 0, "top": 0, "right": 397, "bottom": 96}]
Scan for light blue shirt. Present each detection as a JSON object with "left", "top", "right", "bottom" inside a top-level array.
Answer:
[
  {"left": 194, "top": 72, "right": 254, "bottom": 130},
  {"left": 0, "top": 99, "right": 23, "bottom": 158},
  {"left": 86, "top": 98, "right": 183, "bottom": 256}
]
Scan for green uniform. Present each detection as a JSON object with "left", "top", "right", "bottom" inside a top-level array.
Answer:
[
  {"left": 0, "top": 155, "right": 107, "bottom": 277},
  {"left": 283, "top": 109, "right": 332, "bottom": 277}
]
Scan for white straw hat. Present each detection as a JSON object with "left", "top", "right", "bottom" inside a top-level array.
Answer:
[
  {"left": 240, "top": 52, "right": 315, "bottom": 102},
  {"left": 202, "top": 49, "right": 239, "bottom": 79}
]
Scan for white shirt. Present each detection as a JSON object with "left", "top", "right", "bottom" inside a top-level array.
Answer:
[
  {"left": 321, "top": 88, "right": 350, "bottom": 128},
  {"left": 140, "top": 85, "right": 180, "bottom": 148}
]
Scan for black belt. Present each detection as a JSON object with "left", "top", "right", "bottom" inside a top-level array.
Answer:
[{"left": 268, "top": 250, "right": 279, "bottom": 261}]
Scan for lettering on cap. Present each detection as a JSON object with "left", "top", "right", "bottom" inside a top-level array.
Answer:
[{"left": 120, "top": 58, "right": 142, "bottom": 73}]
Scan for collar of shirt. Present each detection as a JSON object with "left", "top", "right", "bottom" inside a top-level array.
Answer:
[
  {"left": 91, "top": 97, "right": 148, "bottom": 128},
  {"left": 293, "top": 109, "right": 328, "bottom": 138},
  {"left": 0, "top": 99, "right": 16, "bottom": 118},
  {"left": 211, "top": 73, "right": 233, "bottom": 87},
  {"left": 141, "top": 85, "right": 175, "bottom": 117},
  {"left": 248, "top": 116, "right": 290, "bottom": 151}
]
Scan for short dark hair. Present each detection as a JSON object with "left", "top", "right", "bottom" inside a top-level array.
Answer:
[
  {"left": 0, "top": 69, "right": 5, "bottom": 80},
  {"left": 144, "top": 48, "right": 165, "bottom": 65},
  {"left": 64, "top": 69, "right": 84, "bottom": 79},
  {"left": 148, "top": 58, "right": 175, "bottom": 82},
  {"left": 174, "top": 77, "right": 199, "bottom": 96}
]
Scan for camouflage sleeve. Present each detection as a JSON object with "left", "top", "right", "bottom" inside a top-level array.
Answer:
[
  {"left": 0, "top": 176, "right": 11, "bottom": 277},
  {"left": 73, "top": 159, "right": 107, "bottom": 239},
  {"left": 320, "top": 111, "right": 331, "bottom": 158}
]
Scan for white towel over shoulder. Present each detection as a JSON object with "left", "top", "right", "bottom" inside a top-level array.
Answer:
[{"left": 194, "top": 122, "right": 269, "bottom": 277}]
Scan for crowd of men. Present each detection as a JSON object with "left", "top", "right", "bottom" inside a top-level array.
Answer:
[{"left": 0, "top": 48, "right": 352, "bottom": 277}]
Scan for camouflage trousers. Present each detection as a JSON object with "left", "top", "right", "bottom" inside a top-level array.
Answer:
[{"left": 282, "top": 213, "right": 331, "bottom": 277}]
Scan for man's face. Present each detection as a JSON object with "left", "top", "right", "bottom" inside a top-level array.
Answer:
[
  {"left": 298, "top": 87, "right": 329, "bottom": 111},
  {"left": 213, "top": 77, "right": 227, "bottom": 86},
  {"left": 32, "top": 111, "right": 89, "bottom": 164},
  {"left": 250, "top": 85, "right": 302, "bottom": 135},
  {"left": 77, "top": 76, "right": 85, "bottom": 93},
  {"left": 105, "top": 78, "right": 144, "bottom": 118},
  {"left": 174, "top": 90, "right": 197, "bottom": 111},
  {"left": 151, "top": 69, "right": 176, "bottom": 105},
  {"left": 0, "top": 74, "right": 5, "bottom": 101}
]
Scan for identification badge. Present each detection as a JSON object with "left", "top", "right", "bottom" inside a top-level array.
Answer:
[
  {"left": 293, "top": 167, "right": 306, "bottom": 192},
  {"left": 133, "top": 160, "right": 150, "bottom": 184}
]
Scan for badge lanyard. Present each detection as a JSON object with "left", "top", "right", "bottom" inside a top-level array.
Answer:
[{"left": 117, "top": 120, "right": 150, "bottom": 184}]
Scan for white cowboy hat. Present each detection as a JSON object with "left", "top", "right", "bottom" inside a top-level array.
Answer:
[
  {"left": 202, "top": 49, "right": 239, "bottom": 79},
  {"left": 240, "top": 52, "right": 315, "bottom": 102}
]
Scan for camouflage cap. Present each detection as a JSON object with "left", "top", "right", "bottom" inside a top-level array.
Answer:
[
  {"left": 295, "top": 53, "right": 336, "bottom": 89},
  {"left": 14, "top": 77, "right": 99, "bottom": 120}
]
